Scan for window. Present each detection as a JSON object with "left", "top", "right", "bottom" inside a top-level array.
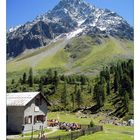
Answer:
[
  {"left": 34, "top": 106, "right": 39, "bottom": 112},
  {"left": 34, "top": 115, "right": 46, "bottom": 124},
  {"left": 25, "top": 116, "right": 32, "bottom": 124},
  {"left": 35, "top": 96, "right": 42, "bottom": 106}
]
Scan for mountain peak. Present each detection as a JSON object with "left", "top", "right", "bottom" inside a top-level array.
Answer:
[
  {"left": 47, "top": 0, "right": 95, "bottom": 26},
  {"left": 54, "top": 0, "right": 88, "bottom": 9},
  {"left": 60, "top": 0, "right": 83, "bottom": 3},
  {"left": 54, "top": 0, "right": 93, "bottom": 10}
]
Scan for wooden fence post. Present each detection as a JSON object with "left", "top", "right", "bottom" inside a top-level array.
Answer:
[
  {"left": 101, "top": 126, "right": 103, "bottom": 131},
  {"left": 71, "top": 132, "right": 73, "bottom": 140},
  {"left": 82, "top": 129, "right": 85, "bottom": 135},
  {"left": 30, "top": 126, "right": 33, "bottom": 140}
]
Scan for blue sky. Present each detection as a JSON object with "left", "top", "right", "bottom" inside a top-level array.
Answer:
[{"left": 7, "top": 0, "right": 134, "bottom": 29}]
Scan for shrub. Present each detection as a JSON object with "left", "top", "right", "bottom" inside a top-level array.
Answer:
[{"left": 90, "top": 120, "right": 95, "bottom": 127}]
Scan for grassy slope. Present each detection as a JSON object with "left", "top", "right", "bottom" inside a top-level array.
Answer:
[
  {"left": 68, "top": 37, "right": 133, "bottom": 75},
  {"left": 77, "top": 124, "right": 134, "bottom": 140},
  {"left": 7, "top": 36, "right": 133, "bottom": 75},
  {"left": 7, "top": 39, "right": 67, "bottom": 72},
  {"left": 35, "top": 49, "right": 69, "bottom": 70}
]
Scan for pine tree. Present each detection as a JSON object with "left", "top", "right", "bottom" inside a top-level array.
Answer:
[
  {"left": 22, "top": 72, "right": 27, "bottom": 84},
  {"left": 19, "top": 77, "right": 23, "bottom": 85},
  {"left": 61, "top": 81, "right": 68, "bottom": 109},
  {"left": 28, "top": 68, "right": 33, "bottom": 87},
  {"left": 102, "top": 84, "right": 106, "bottom": 103},
  {"left": 76, "top": 85, "right": 82, "bottom": 109},
  {"left": 71, "top": 92, "right": 75, "bottom": 111},
  {"left": 110, "top": 65, "right": 115, "bottom": 74},
  {"left": 11, "top": 79, "right": 15, "bottom": 84},
  {"left": 90, "top": 120, "right": 95, "bottom": 127},
  {"left": 117, "top": 62, "right": 123, "bottom": 80},
  {"left": 53, "top": 70, "right": 59, "bottom": 91},
  {"left": 100, "top": 77, "right": 106, "bottom": 102},
  {"left": 80, "top": 75, "right": 86, "bottom": 85},
  {"left": 94, "top": 83, "right": 103, "bottom": 107},
  {"left": 105, "top": 67, "right": 110, "bottom": 81},
  {"left": 123, "top": 92, "right": 129, "bottom": 112},
  {"left": 71, "top": 84, "right": 78, "bottom": 110},
  {"left": 100, "top": 75, "right": 106, "bottom": 84},
  {"left": 107, "top": 81, "right": 111, "bottom": 95},
  {"left": 121, "top": 74, "right": 133, "bottom": 99},
  {"left": 47, "top": 69, "right": 53, "bottom": 83},
  {"left": 114, "top": 72, "right": 119, "bottom": 93},
  {"left": 60, "top": 75, "right": 65, "bottom": 81},
  {"left": 127, "top": 60, "right": 133, "bottom": 82}
]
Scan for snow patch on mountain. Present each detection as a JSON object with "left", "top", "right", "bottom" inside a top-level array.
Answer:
[
  {"left": 77, "top": 20, "right": 86, "bottom": 26},
  {"left": 67, "top": 28, "right": 84, "bottom": 39},
  {"left": 98, "top": 27, "right": 106, "bottom": 31},
  {"left": 8, "top": 25, "right": 22, "bottom": 32}
]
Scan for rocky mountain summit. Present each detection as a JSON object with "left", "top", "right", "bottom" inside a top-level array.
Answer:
[{"left": 7, "top": 0, "right": 133, "bottom": 58}]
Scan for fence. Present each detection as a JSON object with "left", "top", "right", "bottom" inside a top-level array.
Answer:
[{"left": 33, "top": 125, "right": 103, "bottom": 140}]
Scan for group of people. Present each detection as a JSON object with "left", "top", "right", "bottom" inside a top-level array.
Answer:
[
  {"left": 48, "top": 119, "right": 59, "bottom": 127},
  {"left": 48, "top": 119, "right": 81, "bottom": 131},
  {"left": 59, "top": 122, "right": 81, "bottom": 131}
]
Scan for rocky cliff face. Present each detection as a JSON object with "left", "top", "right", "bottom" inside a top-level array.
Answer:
[{"left": 7, "top": 0, "right": 133, "bottom": 58}]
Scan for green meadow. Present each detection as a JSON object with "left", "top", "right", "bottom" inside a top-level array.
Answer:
[{"left": 47, "top": 112, "right": 134, "bottom": 140}]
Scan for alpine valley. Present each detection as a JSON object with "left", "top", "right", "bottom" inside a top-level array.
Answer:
[{"left": 6, "top": 1, "right": 134, "bottom": 139}]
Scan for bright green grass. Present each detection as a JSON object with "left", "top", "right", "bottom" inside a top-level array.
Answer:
[
  {"left": 35, "top": 49, "right": 69, "bottom": 70},
  {"left": 14, "top": 138, "right": 30, "bottom": 140},
  {"left": 48, "top": 112, "right": 93, "bottom": 125},
  {"left": 7, "top": 60, "right": 29, "bottom": 73},
  {"left": 73, "top": 38, "right": 132, "bottom": 68},
  {"left": 76, "top": 123, "right": 134, "bottom": 140},
  {"left": 76, "top": 131, "right": 133, "bottom": 140},
  {"left": 47, "top": 130, "right": 71, "bottom": 137}
]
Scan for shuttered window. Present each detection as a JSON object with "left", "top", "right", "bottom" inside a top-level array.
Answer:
[{"left": 25, "top": 116, "right": 32, "bottom": 124}]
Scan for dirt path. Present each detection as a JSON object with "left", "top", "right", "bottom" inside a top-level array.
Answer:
[{"left": 45, "top": 127, "right": 58, "bottom": 135}]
